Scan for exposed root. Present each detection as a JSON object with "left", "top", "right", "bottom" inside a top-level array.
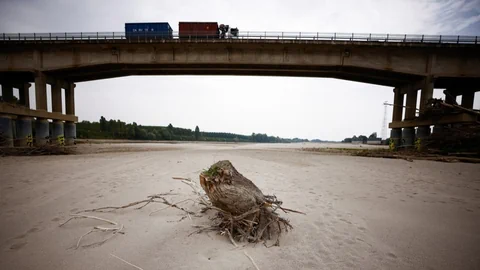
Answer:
[
  {"left": 110, "top": 253, "right": 144, "bottom": 270},
  {"left": 77, "top": 193, "right": 186, "bottom": 213},
  {"left": 59, "top": 214, "right": 124, "bottom": 249},
  {"left": 244, "top": 251, "right": 261, "bottom": 270},
  {"left": 203, "top": 204, "right": 294, "bottom": 245}
]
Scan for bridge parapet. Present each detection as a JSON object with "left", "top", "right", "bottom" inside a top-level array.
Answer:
[{"left": 1, "top": 31, "right": 478, "bottom": 45}]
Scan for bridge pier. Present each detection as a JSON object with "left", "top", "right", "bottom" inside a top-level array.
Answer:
[
  {"left": 461, "top": 90, "right": 475, "bottom": 109},
  {"left": 2, "top": 83, "right": 15, "bottom": 103},
  {"left": 390, "top": 78, "right": 479, "bottom": 151},
  {"left": 0, "top": 114, "right": 14, "bottom": 147},
  {"left": 402, "top": 127, "right": 415, "bottom": 148},
  {"left": 51, "top": 81, "right": 64, "bottom": 145},
  {"left": 65, "top": 122, "right": 76, "bottom": 145},
  {"left": 52, "top": 120, "right": 64, "bottom": 145},
  {"left": 19, "top": 83, "right": 31, "bottom": 107},
  {"left": 65, "top": 83, "right": 76, "bottom": 145},
  {"left": 16, "top": 116, "right": 33, "bottom": 146},
  {"left": 0, "top": 75, "right": 78, "bottom": 149},
  {"left": 390, "top": 87, "right": 404, "bottom": 147},
  {"left": 35, "top": 118, "right": 49, "bottom": 146}
]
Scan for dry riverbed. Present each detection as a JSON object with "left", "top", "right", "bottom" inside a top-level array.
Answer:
[{"left": 1, "top": 143, "right": 479, "bottom": 269}]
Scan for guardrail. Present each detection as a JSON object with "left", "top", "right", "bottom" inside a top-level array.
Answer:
[{"left": 1, "top": 31, "right": 478, "bottom": 44}]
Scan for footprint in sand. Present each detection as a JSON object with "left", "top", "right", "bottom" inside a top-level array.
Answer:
[
  {"left": 51, "top": 217, "right": 61, "bottom": 222},
  {"left": 10, "top": 242, "right": 27, "bottom": 250},
  {"left": 344, "top": 238, "right": 356, "bottom": 245},
  {"left": 339, "top": 218, "right": 352, "bottom": 225},
  {"left": 27, "top": 227, "right": 39, "bottom": 233},
  {"left": 357, "top": 226, "right": 367, "bottom": 232},
  {"left": 387, "top": 252, "right": 397, "bottom": 259},
  {"left": 14, "top": 234, "right": 27, "bottom": 239}
]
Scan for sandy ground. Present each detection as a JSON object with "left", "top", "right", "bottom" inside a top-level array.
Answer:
[{"left": 0, "top": 142, "right": 479, "bottom": 270}]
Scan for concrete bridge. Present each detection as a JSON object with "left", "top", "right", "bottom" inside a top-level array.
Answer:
[{"left": 0, "top": 32, "right": 479, "bottom": 147}]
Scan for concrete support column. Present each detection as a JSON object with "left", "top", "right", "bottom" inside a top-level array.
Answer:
[
  {"left": 51, "top": 82, "right": 62, "bottom": 113},
  {"left": 34, "top": 118, "right": 49, "bottom": 146},
  {"left": 65, "top": 83, "right": 76, "bottom": 146},
  {"left": 19, "top": 83, "right": 31, "bottom": 108},
  {"left": 419, "top": 77, "right": 434, "bottom": 115},
  {"left": 402, "top": 127, "right": 415, "bottom": 148},
  {"left": 405, "top": 89, "right": 417, "bottom": 120},
  {"left": 432, "top": 125, "right": 445, "bottom": 135},
  {"left": 392, "top": 87, "right": 404, "bottom": 122},
  {"left": 461, "top": 91, "right": 475, "bottom": 109},
  {"left": 416, "top": 126, "right": 430, "bottom": 138},
  {"left": 416, "top": 126, "right": 431, "bottom": 151},
  {"left": 0, "top": 114, "right": 14, "bottom": 147},
  {"left": 65, "top": 83, "right": 75, "bottom": 116},
  {"left": 16, "top": 116, "right": 33, "bottom": 146},
  {"left": 35, "top": 72, "right": 47, "bottom": 111},
  {"left": 2, "top": 84, "right": 14, "bottom": 103},
  {"left": 65, "top": 122, "right": 76, "bottom": 146},
  {"left": 390, "top": 128, "right": 402, "bottom": 148},
  {"left": 52, "top": 120, "right": 64, "bottom": 145}
]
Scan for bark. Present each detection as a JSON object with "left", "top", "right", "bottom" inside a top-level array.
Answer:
[{"left": 199, "top": 160, "right": 265, "bottom": 215}]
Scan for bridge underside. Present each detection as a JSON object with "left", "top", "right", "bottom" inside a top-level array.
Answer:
[{"left": 2, "top": 64, "right": 478, "bottom": 89}]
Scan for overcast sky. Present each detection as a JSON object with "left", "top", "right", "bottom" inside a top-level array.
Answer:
[{"left": 1, "top": 0, "right": 479, "bottom": 140}]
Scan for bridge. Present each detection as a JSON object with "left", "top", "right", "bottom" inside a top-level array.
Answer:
[{"left": 0, "top": 31, "right": 479, "bottom": 147}]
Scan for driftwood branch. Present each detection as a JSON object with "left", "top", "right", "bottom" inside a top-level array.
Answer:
[
  {"left": 59, "top": 214, "right": 124, "bottom": 249},
  {"left": 110, "top": 253, "right": 144, "bottom": 270}
]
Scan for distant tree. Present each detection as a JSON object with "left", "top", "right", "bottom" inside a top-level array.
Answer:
[
  {"left": 147, "top": 132, "right": 156, "bottom": 140},
  {"left": 162, "top": 129, "right": 172, "bottom": 140},
  {"left": 153, "top": 129, "right": 162, "bottom": 140},
  {"left": 358, "top": 135, "right": 368, "bottom": 144},
  {"left": 343, "top": 138, "right": 352, "bottom": 143},
  {"left": 369, "top": 132, "right": 377, "bottom": 139},
  {"left": 126, "top": 125, "right": 135, "bottom": 139},
  {"left": 195, "top": 126, "right": 200, "bottom": 141},
  {"left": 138, "top": 128, "right": 148, "bottom": 140},
  {"left": 99, "top": 116, "right": 107, "bottom": 132}
]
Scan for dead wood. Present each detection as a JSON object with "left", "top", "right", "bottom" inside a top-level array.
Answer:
[
  {"left": 59, "top": 214, "right": 124, "bottom": 249},
  {"left": 199, "top": 160, "right": 303, "bottom": 245}
]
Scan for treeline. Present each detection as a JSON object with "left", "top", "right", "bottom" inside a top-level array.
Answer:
[
  {"left": 76, "top": 116, "right": 309, "bottom": 143},
  {"left": 342, "top": 132, "right": 381, "bottom": 143}
]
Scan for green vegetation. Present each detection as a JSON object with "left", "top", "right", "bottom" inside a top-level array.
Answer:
[
  {"left": 342, "top": 132, "right": 381, "bottom": 143},
  {"left": 77, "top": 116, "right": 309, "bottom": 143}
]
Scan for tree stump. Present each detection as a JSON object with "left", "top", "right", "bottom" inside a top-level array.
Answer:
[{"left": 199, "top": 160, "right": 299, "bottom": 244}]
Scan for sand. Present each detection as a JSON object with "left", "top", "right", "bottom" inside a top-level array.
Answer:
[{"left": 0, "top": 142, "right": 479, "bottom": 270}]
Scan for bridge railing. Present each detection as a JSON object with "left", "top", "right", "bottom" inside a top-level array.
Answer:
[{"left": 1, "top": 31, "right": 478, "bottom": 44}]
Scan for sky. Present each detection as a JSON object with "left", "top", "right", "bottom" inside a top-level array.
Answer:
[{"left": 0, "top": 0, "right": 479, "bottom": 141}]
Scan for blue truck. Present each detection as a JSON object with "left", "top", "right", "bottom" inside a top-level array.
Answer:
[{"left": 125, "top": 22, "right": 173, "bottom": 39}]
